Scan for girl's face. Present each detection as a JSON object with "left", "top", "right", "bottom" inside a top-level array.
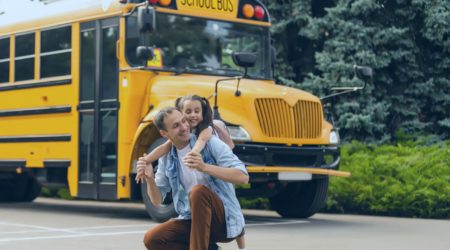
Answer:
[{"left": 181, "top": 100, "right": 203, "bottom": 129}]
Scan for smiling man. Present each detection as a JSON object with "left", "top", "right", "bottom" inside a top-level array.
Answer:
[{"left": 136, "top": 107, "right": 248, "bottom": 250}]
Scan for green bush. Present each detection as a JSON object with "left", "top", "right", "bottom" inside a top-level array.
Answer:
[
  {"left": 324, "top": 139, "right": 450, "bottom": 218},
  {"left": 238, "top": 197, "right": 270, "bottom": 210},
  {"left": 40, "top": 187, "right": 73, "bottom": 200}
]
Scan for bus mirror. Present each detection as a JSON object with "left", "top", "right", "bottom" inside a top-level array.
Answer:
[
  {"left": 321, "top": 65, "right": 373, "bottom": 101},
  {"left": 354, "top": 65, "right": 373, "bottom": 81},
  {"left": 232, "top": 52, "right": 256, "bottom": 68},
  {"left": 136, "top": 46, "right": 154, "bottom": 65},
  {"left": 137, "top": 6, "right": 155, "bottom": 33}
]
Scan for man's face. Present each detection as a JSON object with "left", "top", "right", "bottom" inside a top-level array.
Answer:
[{"left": 159, "top": 110, "right": 190, "bottom": 146}]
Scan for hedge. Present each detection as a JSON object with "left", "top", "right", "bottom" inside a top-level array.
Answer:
[{"left": 323, "top": 139, "right": 450, "bottom": 218}]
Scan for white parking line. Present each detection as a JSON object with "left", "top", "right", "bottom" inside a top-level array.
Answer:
[
  {"left": 0, "top": 221, "right": 81, "bottom": 234},
  {"left": 0, "top": 230, "right": 47, "bottom": 235},
  {"left": 246, "top": 220, "right": 309, "bottom": 227},
  {"left": 0, "top": 230, "right": 146, "bottom": 243},
  {"left": 0, "top": 220, "right": 306, "bottom": 243},
  {"left": 0, "top": 224, "right": 154, "bottom": 236},
  {"left": 68, "top": 224, "right": 154, "bottom": 230}
]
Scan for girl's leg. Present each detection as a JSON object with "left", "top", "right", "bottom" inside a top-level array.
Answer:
[{"left": 236, "top": 235, "right": 246, "bottom": 249}]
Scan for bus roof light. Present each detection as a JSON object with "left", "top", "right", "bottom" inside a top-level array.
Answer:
[
  {"left": 159, "top": 0, "right": 171, "bottom": 6},
  {"left": 242, "top": 4, "right": 254, "bottom": 19},
  {"left": 254, "top": 5, "right": 265, "bottom": 20}
]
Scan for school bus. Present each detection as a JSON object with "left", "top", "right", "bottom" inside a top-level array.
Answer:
[{"left": 0, "top": 0, "right": 349, "bottom": 220}]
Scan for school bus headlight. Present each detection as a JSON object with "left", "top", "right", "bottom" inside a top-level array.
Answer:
[
  {"left": 228, "top": 126, "right": 252, "bottom": 142},
  {"left": 329, "top": 130, "right": 340, "bottom": 145}
]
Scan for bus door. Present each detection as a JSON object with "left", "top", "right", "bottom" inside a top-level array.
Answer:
[{"left": 77, "top": 18, "right": 119, "bottom": 200}]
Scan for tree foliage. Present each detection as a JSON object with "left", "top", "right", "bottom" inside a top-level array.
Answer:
[{"left": 263, "top": 0, "right": 450, "bottom": 143}]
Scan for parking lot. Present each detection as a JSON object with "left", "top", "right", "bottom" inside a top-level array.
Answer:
[{"left": 0, "top": 197, "right": 449, "bottom": 250}]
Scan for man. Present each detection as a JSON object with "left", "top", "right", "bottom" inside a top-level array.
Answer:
[{"left": 136, "top": 107, "right": 249, "bottom": 250}]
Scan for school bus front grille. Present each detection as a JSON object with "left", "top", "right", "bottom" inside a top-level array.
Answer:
[{"left": 255, "top": 98, "right": 322, "bottom": 139}]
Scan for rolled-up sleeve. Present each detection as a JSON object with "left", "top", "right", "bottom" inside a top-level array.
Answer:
[
  {"left": 209, "top": 137, "right": 248, "bottom": 175},
  {"left": 154, "top": 157, "right": 171, "bottom": 197}
]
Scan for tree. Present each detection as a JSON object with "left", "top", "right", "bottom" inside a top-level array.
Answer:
[{"left": 264, "top": 0, "right": 450, "bottom": 142}]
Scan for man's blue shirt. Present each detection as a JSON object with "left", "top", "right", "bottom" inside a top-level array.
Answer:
[{"left": 154, "top": 134, "right": 248, "bottom": 238}]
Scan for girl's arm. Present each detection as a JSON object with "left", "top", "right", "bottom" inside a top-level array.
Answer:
[
  {"left": 144, "top": 140, "right": 172, "bottom": 163},
  {"left": 191, "top": 127, "right": 213, "bottom": 154},
  {"left": 213, "top": 120, "right": 235, "bottom": 149}
]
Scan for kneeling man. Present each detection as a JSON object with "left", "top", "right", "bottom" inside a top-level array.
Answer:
[{"left": 136, "top": 107, "right": 248, "bottom": 250}]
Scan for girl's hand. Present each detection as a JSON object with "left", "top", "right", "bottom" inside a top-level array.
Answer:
[
  {"left": 183, "top": 151, "right": 207, "bottom": 172},
  {"left": 135, "top": 154, "right": 154, "bottom": 183}
]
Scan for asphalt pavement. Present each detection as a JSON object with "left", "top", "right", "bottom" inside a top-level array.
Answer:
[{"left": 0, "top": 198, "right": 449, "bottom": 250}]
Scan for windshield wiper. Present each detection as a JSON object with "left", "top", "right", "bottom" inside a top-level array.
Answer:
[
  {"left": 174, "top": 65, "right": 243, "bottom": 76},
  {"left": 173, "top": 65, "right": 207, "bottom": 75},
  {"left": 214, "top": 67, "right": 243, "bottom": 76}
]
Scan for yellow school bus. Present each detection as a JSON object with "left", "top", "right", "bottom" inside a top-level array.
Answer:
[{"left": 0, "top": 0, "right": 349, "bottom": 220}]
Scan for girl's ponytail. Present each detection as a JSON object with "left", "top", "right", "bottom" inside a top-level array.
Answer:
[
  {"left": 199, "top": 97, "right": 213, "bottom": 136},
  {"left": 174, "top": 97, "right": 182, "bottom": 110}
]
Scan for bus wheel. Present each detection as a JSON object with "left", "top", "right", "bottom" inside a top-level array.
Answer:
[
  {"left": 269, "top": 177, "right": 329, "bottom": 218},
  {"left": 23, "top": 176, "right": 42, "bottom": 202},
  {"left": 141, "top": 181, "right": 177, "bottom": 222},
  {"left": 0, "top": 174, "right": 23, "bottom": 202},
  {"left": 0, "top": 173, "right": 40, "bottom": 202},
  {"left": 140, "top": 137, "right": 177, "bottom": 222}
]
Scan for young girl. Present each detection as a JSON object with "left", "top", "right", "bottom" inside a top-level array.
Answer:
[{"left": 137, "top": 94, "right": 245, "bottom": 250}]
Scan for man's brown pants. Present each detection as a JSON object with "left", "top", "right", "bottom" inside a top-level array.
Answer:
[{"left": 143, "top": 185, "right": 234, "bottom": 250}]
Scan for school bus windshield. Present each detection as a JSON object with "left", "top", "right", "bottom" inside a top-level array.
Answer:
[{"left": 126, "top": 12, "right": 272, "bottom": 79}]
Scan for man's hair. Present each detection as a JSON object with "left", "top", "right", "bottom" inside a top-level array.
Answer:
[{"left": 154, "top": 107, "right": 178, "bottom": 131}]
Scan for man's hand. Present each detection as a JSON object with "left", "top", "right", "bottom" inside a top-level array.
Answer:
[
  {"left": 183, "top": 151, "right": 207, "bottom": 172},
  {"left": 135, "top": 154, "right": 154, "bottom": 184},
  {"left": 184, "top": 151, "right": 249, "bottom": 184}
]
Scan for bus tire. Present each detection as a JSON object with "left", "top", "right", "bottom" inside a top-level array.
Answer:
[
  {"left": 0, "top": 175, "right": 21, "bottom": 202},
  {"left": 140, "top": 137, "right": 177, "bottom": 222},
  {"left": 141, "top": 181, "right": 177, "bottom": 222},
  {"left": 10, "top": 174, "right": 28, "bottom": 202},
  {"left": 0, "top": 173, "right": 40, "bottom": 202},
  {"left": 23, "top": 176, "right": 42, "bottom": 202},
  {"left": 269, "top": 177, "right": 329, "bottom": 218}
]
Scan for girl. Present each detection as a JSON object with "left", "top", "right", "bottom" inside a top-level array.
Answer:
[{"left": 136, "top": 94, "right": 245, "bottom": 250}]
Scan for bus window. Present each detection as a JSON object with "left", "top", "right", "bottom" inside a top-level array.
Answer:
[
  {"left": 15, "top": 32, "right": 35, "bottom": 82},
  {"left": 0, "top": 37, "right": 9, "bottom": 83},
  {"left": 125, "top": 12, "right": 272, "bottom": 79},
  {"left": 40, "top": 26, "right": 71, "bottom": 78}
]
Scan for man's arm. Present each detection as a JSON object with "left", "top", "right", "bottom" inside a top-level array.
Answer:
[
  {"left": 203, "top": 159, "right": 249, "bottom": 184},
  {"left": 183, "top": 151, "right": 248, "bottom": 184},
  {"left": 136, "top": 156, "right": 163, "bottom": 206}
]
